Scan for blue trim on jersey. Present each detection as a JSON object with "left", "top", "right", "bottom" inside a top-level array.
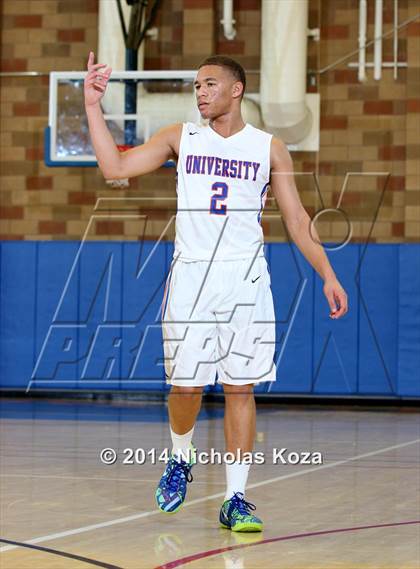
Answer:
[{"left": 257, "top": 183, "right": 270, "bottom": 224}]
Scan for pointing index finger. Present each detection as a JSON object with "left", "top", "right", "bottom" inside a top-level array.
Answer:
[{"left": 88, "top": 63, "right": 108, "bottom": 73}]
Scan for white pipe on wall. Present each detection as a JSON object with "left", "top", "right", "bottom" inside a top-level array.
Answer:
[
  {"left": 374, "top": 0, "right": 383, "bottom": 80},
  {"left": 260, "top": 0, "right": 312, "bottom": 143},
  {"left": 358, "top": 0, "right": 367, "bottom": 82},
  {"left": 98, "top": 1, "right": 146, "bottom": 73},
  {"left": 393, "top": 0, "right": 399, "bottom": 79},
  {"left": 98, "top": 0, "right": 147, "bottom": 126},
  {"left": 221, "top": 0, "right": 236, "bottom": 40}
]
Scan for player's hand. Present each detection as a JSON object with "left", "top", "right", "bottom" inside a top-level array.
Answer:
[
  {"left": 84, "top": 51, "right": 112, "bottom": 107},
  {"left": 323, "top": 278, "right": 348, "bottom": 319}
]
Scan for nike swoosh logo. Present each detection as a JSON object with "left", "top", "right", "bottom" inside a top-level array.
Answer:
[
  {"left": 189, "top": 132, "right": 199, "bottom": 135},
  {"left": 252, "top": 275, "right": 261, "bottom": 283}
]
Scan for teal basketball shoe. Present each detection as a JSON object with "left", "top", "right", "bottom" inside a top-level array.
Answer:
[
  {"left": 155, "top": 444, "right": 196, "bottom": 514},
  {"left": 219, "top": 492, "right": 263, "bottom": 532}
]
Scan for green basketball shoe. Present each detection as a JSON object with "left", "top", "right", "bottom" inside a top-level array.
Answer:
[{"left": 219, "top": 492, "right": 263, "bottom": 532}]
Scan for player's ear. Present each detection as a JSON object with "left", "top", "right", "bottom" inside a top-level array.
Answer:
[{"left": 232, "top": 81, "right": 243, "bottom": 100}]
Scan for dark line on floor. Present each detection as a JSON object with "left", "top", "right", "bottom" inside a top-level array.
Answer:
[
  {"left": 0, "top": 538, "right": 123, "bottom": 569},
  {"left": 154, "top": 519, "right": 420, "bottom": 569}
]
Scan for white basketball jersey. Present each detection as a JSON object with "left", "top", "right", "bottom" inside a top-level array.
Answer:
[{"left": 174, "top": 121, "right": 272, "bottom": 261}]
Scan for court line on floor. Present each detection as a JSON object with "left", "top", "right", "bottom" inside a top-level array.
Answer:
[
  {"left": 153, "top": 520, "right": 420, "bottom": 569},
  {"left": 0, "top": 473, "right": 225, "bottom": 485},
  {"left": 0, "top": 538, "right": 123, "bottom": 569},
  {"left": 0, "top": 437, "right": 418, "bottom": 554}
]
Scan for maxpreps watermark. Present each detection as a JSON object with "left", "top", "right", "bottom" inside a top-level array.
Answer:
[{"left": 100, "top": 447, "right": 323, "bottom": 466}]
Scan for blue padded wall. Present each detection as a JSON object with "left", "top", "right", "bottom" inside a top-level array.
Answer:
[
  {"left": 0, "top": 241, "right": 419, "bottom": 398},
  {"left": 0, "top": 242, "right": 38, "bottom": 390},
  {"left": 398, "top": 244, "right": 420, "bottom": 396}
]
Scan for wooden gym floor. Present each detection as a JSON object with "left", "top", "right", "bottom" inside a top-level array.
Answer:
[{"left": 0, "top": 397, "right": 419, "bottom": 568}]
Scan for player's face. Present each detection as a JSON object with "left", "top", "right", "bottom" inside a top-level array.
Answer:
[{"left": 194, "top": 65, "right": 240, "bottom": 119}]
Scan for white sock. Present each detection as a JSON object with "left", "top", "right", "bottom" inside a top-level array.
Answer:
[
  {"left": 170, "top": 425, "right": 195, "bottom": 462},
  {"left": 224, "top": 461, "right": 250, "bottom": 501}
]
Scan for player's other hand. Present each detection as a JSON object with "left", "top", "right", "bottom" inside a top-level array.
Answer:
[
  {"left": 84, "top": 51, "right": 112, "bottom": 107},
  {"left": 323, "top": 278, "right": 348, "bottom": 319}
]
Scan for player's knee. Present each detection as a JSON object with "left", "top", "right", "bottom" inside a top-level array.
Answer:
[
  {"left": 222, "top": 382, "right": 255, "bottom": 402},
  {"left": 169, "top": 385, "right": 204, "bottom": 403}
]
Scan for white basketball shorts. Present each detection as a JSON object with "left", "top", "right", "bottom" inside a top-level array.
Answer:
[{"left": 161, "top": 255, "right": 277, "bottom": 387}]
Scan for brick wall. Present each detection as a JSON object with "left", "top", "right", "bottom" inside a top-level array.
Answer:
[{"left": 0, "top": 0, "right": 419, "bottom": 242}]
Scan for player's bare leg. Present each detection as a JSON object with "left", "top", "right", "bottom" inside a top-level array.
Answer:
[
  {"left": 223, "top": 383, "right": 256, "bottom": 453},
  {"left": 156, "top": 385, "right": 203, "bottom": 513},
  {"left": 168, "top": 385, "right": 204, "bottom": 434},
  {"left": 220, "top": 382, "right": 263, "bottom": 532}
]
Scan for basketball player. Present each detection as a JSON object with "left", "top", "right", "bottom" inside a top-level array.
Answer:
[{"left": 85, "top": 52, "right": 348, "bottom": 532}]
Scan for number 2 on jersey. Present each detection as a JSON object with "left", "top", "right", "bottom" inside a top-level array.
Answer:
[{"left": 210, "top": 182, "right": 228, "bottom": 215}]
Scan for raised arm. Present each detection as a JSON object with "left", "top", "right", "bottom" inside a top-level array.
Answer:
[
  {"left": 269, "top": 137, "right": 348, "bottom": 319},
  {"left": 84, "top": 51, "right": 181, "bottom": 180}
]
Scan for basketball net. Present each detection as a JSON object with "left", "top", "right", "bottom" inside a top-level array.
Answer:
[{"left": 105, "top": 144, "right": 132, "bottom": 188}]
